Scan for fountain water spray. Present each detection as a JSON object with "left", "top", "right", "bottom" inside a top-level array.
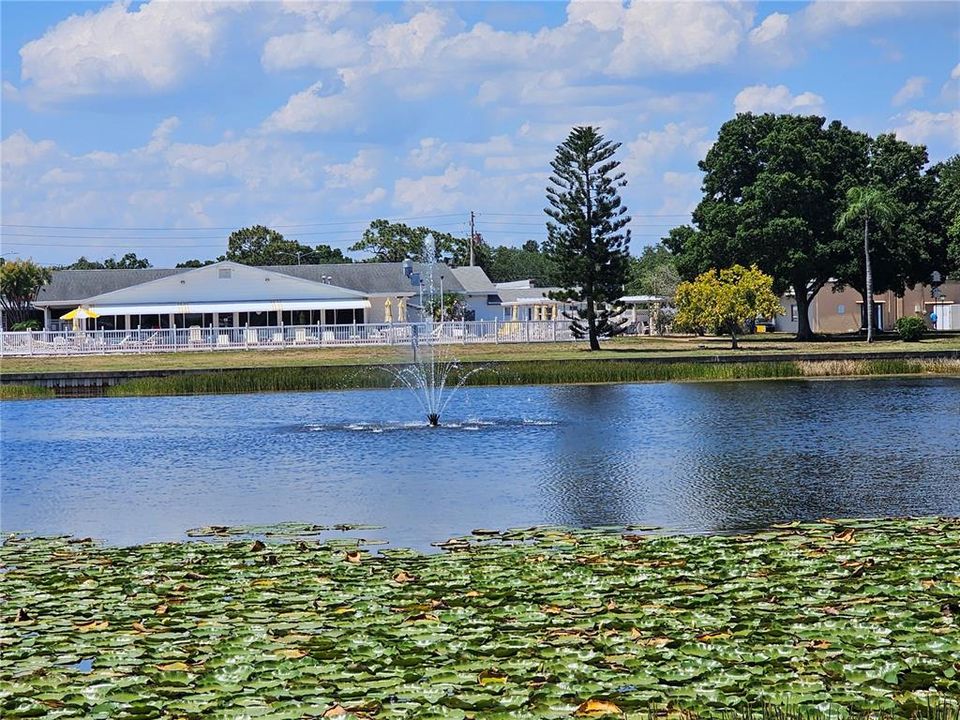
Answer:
[{"left": 382, "top": 237, "right": 484, "bottom": 427}]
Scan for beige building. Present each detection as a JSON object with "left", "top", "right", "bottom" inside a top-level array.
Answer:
[{"left": 777, "top": 280, "right": 960, "bottom": 334}]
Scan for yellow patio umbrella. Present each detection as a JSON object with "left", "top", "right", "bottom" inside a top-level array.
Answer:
[
  {"left": 60, "top": 307, "right": 100, "bottom": 321},
  {"left": 551, "top": 303, "right": 559, "bottom": 321},
  {"left": 397, "top": 297, "right": 407, "bottom": 323},
  {"left": 61, "top": 307, "right": 99, "bottom": 332},
  {"left": 384, "top": 297, "right": 393, "bottom": 323},
  {"left": 510, "top": 304, "right": 519, "bottom": 322}
]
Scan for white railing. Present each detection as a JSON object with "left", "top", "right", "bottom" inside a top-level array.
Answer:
[{"left": 0, "top": 321, "right": 576, "bottom": 356}]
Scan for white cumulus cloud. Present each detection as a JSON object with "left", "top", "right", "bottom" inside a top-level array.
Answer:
[
  {"left": 624, "top": 123, "right": 710, "bottom": 177},
  {"left": 892, "top": 76, "right": 928, "bottom": 106},
  {"left": 749, "top": 12, "right": 790, "bottom": 44},
  {"left": 18, "top": 1, "right": 245, "bottom": 103},
  {"left": 394, "top": 165, "right": 473, "bottom": 214},
  {"left": 261, "top": 27, "right": 366, "bottom": 71},
  {"left": 324, "top": 149, "right": 378, "bottom": 188},
  {"left": 261, "top": 81, "right": 360, "bottom": 133},
  {"left": 891, "top": 110, "right": 960, "bottom": 149},
  {"left": 799, "top": 0, "right": 907, "bottom": 36},
  {"left": 609, "top": 2, "right": 754, "bottom": 75},
  {"left": 0, "top": 131, "right": 57, "bottom": 167},
  {"left": 733, "top": 84, "right": 826, "bottom": 115}
]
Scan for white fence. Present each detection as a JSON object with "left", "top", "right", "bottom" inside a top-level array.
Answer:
[{"left": 0, "top": 321, "right": 576, "bottom": 356}]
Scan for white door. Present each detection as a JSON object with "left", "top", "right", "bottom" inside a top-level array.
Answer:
[{"left": 941, "top": 304, "right": 960, "bottom": 330}]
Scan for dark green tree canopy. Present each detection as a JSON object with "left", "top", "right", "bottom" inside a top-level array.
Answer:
[
  {"left": 832, "top": 134, "right": 934, "bottom": 298},
  {"left": 1, "top": 258, "right": 52, "bottom": 329},
  {"left": 544, "top": 126, "right": 631, "bottom": 350},
  {"left": 309, "top": 244, "right": 353, "bottom": 264},
  {"left": 223, "top": 226, "right": 352, "bottom": 266},
  {"left": 626, "top": 243, "right": 679, "bottom": 297},
  {"left": 446, "top": 232, "right": 491, "bottom": 269},
  {"left": 67, "top": 253, "right": 152, "bottom": 270},
  {"left": 927, "top": 154, "right": 960, "bottom": 274},
  {"left": 350, "top": 219, "right": 465, "bottom": 264},
  {"left": 485, "top": 244, "right": 559, "bottom": 286}
]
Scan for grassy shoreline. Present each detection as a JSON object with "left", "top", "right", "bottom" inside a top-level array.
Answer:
[
  {"left": 3, "top": 518, "right": 959, "bottom": 718},
  {"left": 3, "top": 334, "right": 959, "bottom": 375},
  {"left": 104, "top": 357, "right": 958, "bottom": 396},
  {"left": 0, "top": 357, "right": 956, "bottom": 399}
]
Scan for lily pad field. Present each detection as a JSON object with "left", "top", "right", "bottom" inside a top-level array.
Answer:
[{"left": 2, "top": 518, "right": 959, "bottom": 719}]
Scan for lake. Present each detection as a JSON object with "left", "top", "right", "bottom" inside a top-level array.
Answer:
[{"left": 2, "top": 377, "right": 958, "bottom": 548}]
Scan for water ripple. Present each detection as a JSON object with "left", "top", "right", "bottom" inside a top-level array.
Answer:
[{"left": 2, "top": 378, "right": 958, "bottom": 549}]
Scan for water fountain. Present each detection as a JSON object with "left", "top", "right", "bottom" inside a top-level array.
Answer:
[{"left": 380, "top": 237, "right": 483, "bottom": 427}]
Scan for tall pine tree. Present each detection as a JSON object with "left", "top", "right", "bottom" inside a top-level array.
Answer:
[{"left": 544, "top": 126, "right": 631, "bottom": 351}]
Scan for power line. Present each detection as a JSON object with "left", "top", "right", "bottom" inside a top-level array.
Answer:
[
  {"left": 479, "top": 212, "right": 691, "bottom": 218},
  {"left": 0, "top": 222, "right": 467, "bottom": 242},
  {"left": 0, "top": 213, "right": 466, "bottom": 232},
  {"left": 478, "top": 221, "right": 683, "bottom": 227},
  {"left": 476, "top": 230, "right": 671, "bottom": 237}
]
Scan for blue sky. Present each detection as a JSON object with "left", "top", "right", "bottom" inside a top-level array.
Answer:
[{"left": 2, "top": 0, "right": 958, "bottom": 267}]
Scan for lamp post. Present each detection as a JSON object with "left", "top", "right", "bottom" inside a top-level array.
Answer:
[
  {"left": 439, "top": 274, "right": 444, "bottom": 323},
  {"left": 278, "top": 249, "right": 322, "bottom": 265}
]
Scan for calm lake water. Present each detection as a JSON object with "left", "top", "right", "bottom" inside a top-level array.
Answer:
[{"left": 2, "top": 377, "right": 958, "bottom": 549}]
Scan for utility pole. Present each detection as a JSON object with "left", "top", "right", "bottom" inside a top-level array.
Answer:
[{"left": 469, "top": 210, "right": 475, "bottom": 266}]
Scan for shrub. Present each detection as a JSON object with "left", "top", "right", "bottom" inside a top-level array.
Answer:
[
  {"left": 895, "top": 315, "right": 925, "bottom": 342},
  {"left": 11, "top": 319, "right": 41, "bottom": 331}
]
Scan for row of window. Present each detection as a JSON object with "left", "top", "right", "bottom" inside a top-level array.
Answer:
[{"left": 61, "top": 309, "right": 366, "bottom": 331}]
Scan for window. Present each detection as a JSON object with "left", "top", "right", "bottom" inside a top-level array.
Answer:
[
  {"left": 790, "top": 304, "right": 798, "bottom": 322},
  {"left": 218, "top": 269, "right": 232, "bottom": 279},
  {"left": 837, "top": 304, "right": 845, "bottom": 315},
  {"left": 487, "top": 294, "right": 501, "bottom": 305}
]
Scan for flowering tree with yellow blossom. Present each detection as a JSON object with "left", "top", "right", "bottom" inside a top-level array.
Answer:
[{"left": 674, "top": 264, "right": 781, "bottom": 349}]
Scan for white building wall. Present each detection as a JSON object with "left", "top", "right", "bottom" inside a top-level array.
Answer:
[{"left": 464, "top": 295, "right": 500, "bottom": 321}]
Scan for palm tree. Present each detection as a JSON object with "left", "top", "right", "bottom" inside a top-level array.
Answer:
[{"left": 836, "top": 187, "right": 898, "bottom": 343}]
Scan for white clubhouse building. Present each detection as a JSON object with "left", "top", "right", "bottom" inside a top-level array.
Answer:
[{"left": 31, "top": 260, "right": 571, "bottom": 331}]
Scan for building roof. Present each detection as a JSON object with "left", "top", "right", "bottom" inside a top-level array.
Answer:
[
  {"left": 619, "top": 295, "right": 670, "bottom": 304},
  {"left": 449, "top": 266, "right": 497, "bottom": 293},
  {"left": 34, "top": 261, "right": 469, "bottom": 305},
  {"left": 260, "top": 262, "right": 467, "bottom": 294},
  {"left": 35, "top": 269, "right": 187, "bottom": 305},
  {"left": 495, "top": 279, "right": 536, "bottom": 289},
  {"left": 496, "top": 287, "right": 567, "bottom": 305}
]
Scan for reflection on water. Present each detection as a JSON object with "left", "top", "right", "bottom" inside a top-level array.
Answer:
[{"left": 2, "top": 377, "right": 958, "bottom": 549}]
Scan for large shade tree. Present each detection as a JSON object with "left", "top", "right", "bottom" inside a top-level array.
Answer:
[
  {"left": 836, "top": 187, "right": 899, "bottom": 342},
  {"left": 665, "top": 113, "right": 868, "bottom": 340},
  {"left": 544, "top": 126, "right": 631, "bottom": 350},
  {"left": 1, "top": 258, "right": 52, "bottom": 329}
]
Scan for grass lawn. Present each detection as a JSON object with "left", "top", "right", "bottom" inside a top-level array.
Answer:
[
  {"left": 3, "top": 334, "right": 959, "bottom": 375},
  {"left": 2, "top": 519, "right": 958, "bottom": 718}
]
